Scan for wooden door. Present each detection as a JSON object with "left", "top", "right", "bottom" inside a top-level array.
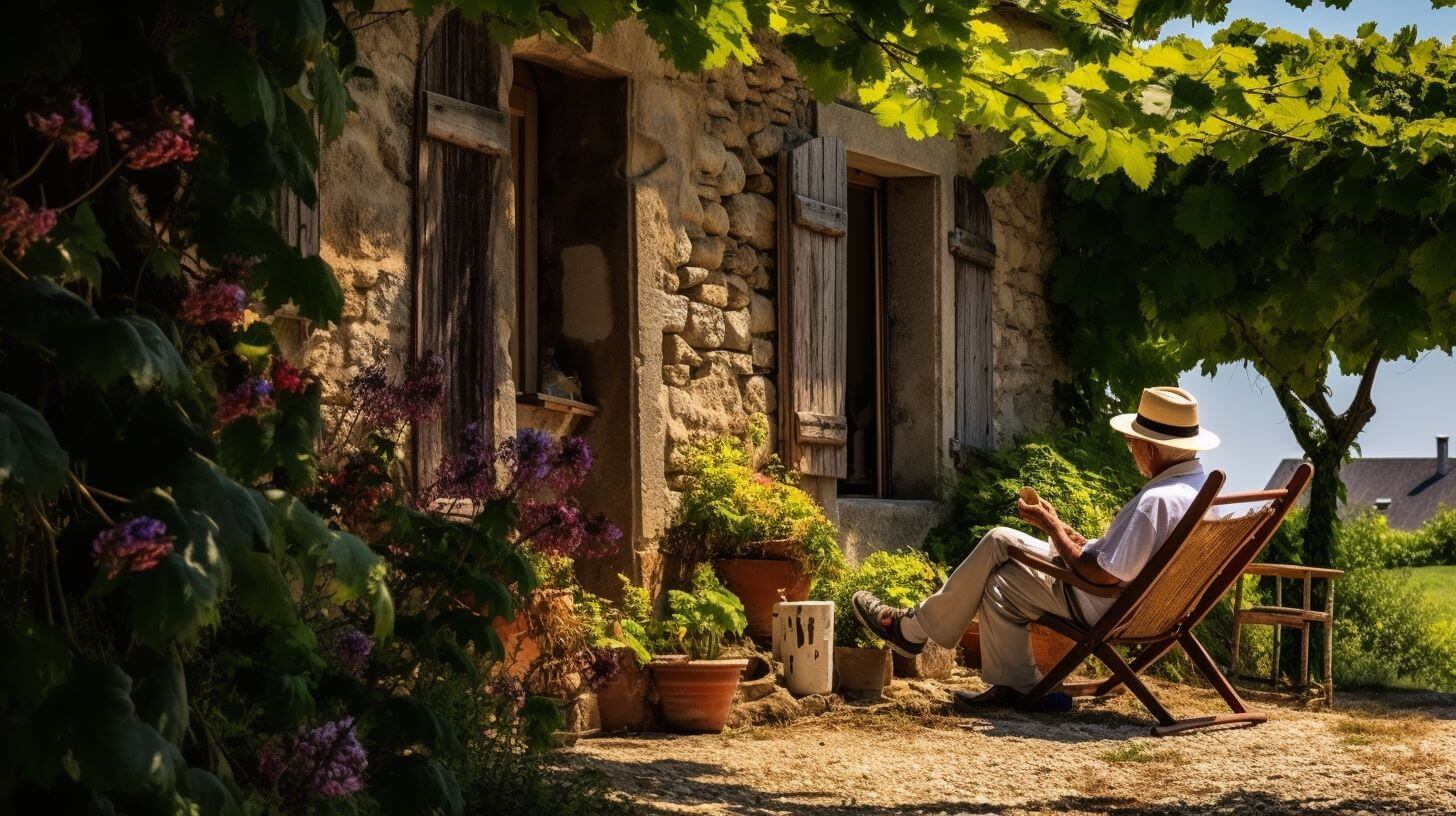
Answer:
[
  {"left": 414, "top": 12, "right": 507, "bottom": 478},
  {"left": 951, "top": 177, "right": 995, "bottom": 455},
  {"left": 779, "top": 137, "right": 849, "bottom": 478}
]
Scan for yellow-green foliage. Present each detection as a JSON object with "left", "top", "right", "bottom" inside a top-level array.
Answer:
[
  {"left": 667, "top": 432, "right": 845, "bottom": 589},
  {"left": 925, "top": 429, "right": 1142, "bottom": 567},
  {"left": 829, "top": 550, "right": 945, "bottom": 648}
]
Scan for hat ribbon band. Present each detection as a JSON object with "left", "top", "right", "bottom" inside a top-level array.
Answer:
[{"left": 1134, "top": 413, "right": 1199, "bottom": 439}]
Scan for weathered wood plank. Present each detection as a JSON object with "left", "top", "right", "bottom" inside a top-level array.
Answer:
[
  {"left": 781, "top": 136, "right": 849, "bottom": 479},
  {"left": 792, "top": 193, "right": 847, "bottom": 236},
  {"left": 948, "top": 227, "right": 996, "bottom": 267},
  {"left": 796, "top": 411, "right": 848, "bottom": 445},
  {"left": 953, "top": 176, "right": 994, "bottom": 454},
  {"left": 425, "top": 91, "right": 509, "bottom": 155}
]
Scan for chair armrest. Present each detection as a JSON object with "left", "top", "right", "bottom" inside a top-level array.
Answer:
[
  {"left": 1243, "top": 563, "right": 1345, "bottom": 580},
  {"left": 1006, "top": 547, "right": 1124, "bottom": 598}
]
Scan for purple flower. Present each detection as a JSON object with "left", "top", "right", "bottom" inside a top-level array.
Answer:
[
  {"left": 504, "top": 429, "right": 557, "bottom": 491},
  {"left": 325, "top": 628, "right": 373, "bottom": 676},
  {"left": 519, "top": 498, "right": 582, "bottom": 557},
  {"left": 418, "top": 422, "right": 497, "bottom": 507},
  {"left": 585, "top": 646, "right": 622, "bottom": 690},
  {"left": 92, "top": 517, "right": 174, "bottom": 579},
  {"left": 348, "top": 353, "right": 446, "bottom": 428},
  {"left": 25, "top": 95, "right": 98, "bottom": 160},
  {"left": 179, "top": 280, "right": 246, "bottom": 326},
  {"left": 550, "top": 436, "right": 594, "bottom": 491},
  {"left": 517, "top": 500, "right": 622, "bottom": 559},
  {"left": 217, "top": 377, "right": 274, "bottom": 424},
  {"left": 257, "top": 717, "right": 367, "bottom": 802}
]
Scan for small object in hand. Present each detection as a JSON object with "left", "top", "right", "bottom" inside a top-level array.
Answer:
[{"left": 1018, "top": 486, "right": 1042, "bottom": 506}]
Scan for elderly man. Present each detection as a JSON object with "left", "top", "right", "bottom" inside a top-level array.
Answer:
[{"left": 853, "top": 386, "right": 1220, "bottom": 710}]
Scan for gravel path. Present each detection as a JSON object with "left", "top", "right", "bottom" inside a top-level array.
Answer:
[{"left": 569, "top": 676, "right": 1456, "bottom": 815}]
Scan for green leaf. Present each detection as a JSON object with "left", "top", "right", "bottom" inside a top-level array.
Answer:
[
  {"left": 219, "top": 417, "right": 275, "bottom": 482},
  {"left": 175, "top": 24, "right": 277, "bottom": 129},
  {"left": 0, "top": 278, "right": 191, "bottom": 395},
  {"left": 1410, "top": 230, "right": 1456, "bottom": 298},
  {"left": 145, "top": 247, "right": 183, "bottom": 281},
  {"left": 314, "top": 50, "right": 349, "bottom": 141},
  {"left": 128, "top": 649, "right": 189, "bottom": 746},
  {"left": 1173, "top": 182, "right": 1245, "bottom": 248},
  {"left": 372, "top": 755, "right": 463, "bottom": 816},
  {"left": 252, "top": 252, "right": 343, "bottom": 325},
  {"left": 179, "top": 768, "right": 244, "bottom": 816},
  {"left": 0, "top": 620, "right": 73, "bottom": 707},
  {"left": 19, "top": 662, "right": 184, "bottom": 797},
  {"left": 325, "top": 530, "right": 383, "bottom": 603},
  {"left": 231, "top": 550, "right": 299, "bottom": 626},
  {"left": 0, "top": 391, "right": 68, "bottom": 499}
]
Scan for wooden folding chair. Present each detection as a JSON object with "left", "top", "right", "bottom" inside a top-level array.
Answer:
[{"left": 1005, "top": 463, "right": 1313, "bottom": 737}]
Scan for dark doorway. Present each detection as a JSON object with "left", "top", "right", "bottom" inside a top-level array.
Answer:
[{"left": 841, "top": 169, "right": 886, "bottom": 497}]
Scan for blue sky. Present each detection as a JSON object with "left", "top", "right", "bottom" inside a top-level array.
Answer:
[{"left": 1154, "top": 1, "right": 1456, "bottom": 490}]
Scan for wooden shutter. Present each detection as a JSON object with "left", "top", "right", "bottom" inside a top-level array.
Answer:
[
  {"left": 414, "top": 12, "right": 506, "bottom": 477},
  {"left": 779, "top": 137, "right": 849, "bottom": 478},
  {"left": 951, "top": 177, "right": 995, "bottom": 455}
]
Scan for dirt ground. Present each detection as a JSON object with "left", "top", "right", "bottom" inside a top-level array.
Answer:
[{"left": 568, "top": 673, "right": 1456, "bottom": 815}]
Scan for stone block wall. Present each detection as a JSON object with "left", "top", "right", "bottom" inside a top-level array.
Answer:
[{"left": 658, "top": 46, "right": 814, "bottom": 500}]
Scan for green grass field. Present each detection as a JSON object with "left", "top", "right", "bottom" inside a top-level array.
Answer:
[{"left": 1398, "top": 565, "right": 1456, "bottom": 620}]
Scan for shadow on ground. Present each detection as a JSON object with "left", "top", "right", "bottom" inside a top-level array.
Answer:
[{"left": 586, "top": 753, "right": 1441, "bottom": 816}]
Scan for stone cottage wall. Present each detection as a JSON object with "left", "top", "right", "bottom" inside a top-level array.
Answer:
[{"left": 304, "top": 13, "right": 1067, "bottom": 565}]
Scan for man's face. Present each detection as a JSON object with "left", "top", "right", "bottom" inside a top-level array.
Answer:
[{"left": 1124, "top": 436, "right": 1156, "bottom": 478}]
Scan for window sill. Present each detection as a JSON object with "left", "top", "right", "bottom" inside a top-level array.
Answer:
[{"left": 515, "top": 392, "right": 600, "bottom": 418}]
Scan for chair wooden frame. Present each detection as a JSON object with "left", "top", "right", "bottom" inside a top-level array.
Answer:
[{"left": 1009, "top": 463, "right": 1314, "bottom": 737}]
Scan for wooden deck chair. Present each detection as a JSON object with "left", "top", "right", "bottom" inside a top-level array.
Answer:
[{"left": 1004, "top": 463, "right": 1314, "bottom": 737}]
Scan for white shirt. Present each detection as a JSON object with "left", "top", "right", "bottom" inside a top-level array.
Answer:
[{"left": 1073, "top": 459, "right": 1208, "bottom": 622}]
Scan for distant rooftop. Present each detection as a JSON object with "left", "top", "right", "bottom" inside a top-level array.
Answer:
[{"left": 1265, "top": 436, "right": 1454, "bottom": 530}]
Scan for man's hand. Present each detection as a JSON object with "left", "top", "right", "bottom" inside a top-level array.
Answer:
[{"left": 1017, "top": 495, "right": 1061, "bottom": 535}]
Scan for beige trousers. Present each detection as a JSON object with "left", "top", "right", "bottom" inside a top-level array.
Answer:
[{"left": 914, "top": 527, "right": 1083, "bottom": 692}]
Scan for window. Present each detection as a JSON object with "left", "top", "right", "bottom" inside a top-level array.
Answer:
[
  {"left": 841, "top": 168, "right": 887, "bottom": 496},
  {"left": 509, "top": 66, "right": 541, "bottom": 394}
]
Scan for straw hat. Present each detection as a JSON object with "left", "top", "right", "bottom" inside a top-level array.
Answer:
[{"left": 1110, "top": 386, "right": 1220, "bottom": 451}]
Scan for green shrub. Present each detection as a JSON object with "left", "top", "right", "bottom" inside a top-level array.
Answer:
[
  {"left": 828, "top": 550, "right": 945, "bottom": 647},
  {"left": 1252, "top": 508, "right": 1456, "bottom": 692},
  {"left": 925, "top": 427, "right": 1142, "bottom": 567},
  {"left": 666, "top": 429, "right": 845, "bottom": 590},
  {"left": 1332, "top": 569, "right": 1456, "bottom": 691}
]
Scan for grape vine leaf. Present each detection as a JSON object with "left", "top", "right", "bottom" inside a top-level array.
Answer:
[{"left": 0, "top": 392, "right": 69, "bottom": 500}]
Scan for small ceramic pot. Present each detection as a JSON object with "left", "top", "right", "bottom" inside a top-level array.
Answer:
[{"left": 833, "top": 646, "right": 891, "bottom": 700}]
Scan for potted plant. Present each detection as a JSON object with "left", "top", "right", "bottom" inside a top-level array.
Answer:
[
  {"left": 584, "top": 576, "right": 658, "bottom": 733},
  {"left": 665, "top": 418, "right": 845, "bottom": 641},
  {"left": 648, "top": 565, "right": 750, "bottom": 733},
  {"left": 830, "top": 550, "right": 956, "bottom": 680}
]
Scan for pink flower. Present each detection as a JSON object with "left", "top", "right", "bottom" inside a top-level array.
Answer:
[
  {"left": 110, "top": 107, "right": 198, "bottom": 170},
  {"left": 216, "top": 377, "right": 274, "bottom": 424},
  {"left": 179, "top": 280, "right": 246, "bottom": 326},
  {"left": 25, "top": 95, "right": 98, "bottom": 160},
  {"left": 270, "top": 359, "right": 310, "bottom": 395},
  {"left": 0, "top": 196, "right": 57, "bottom": 258},
  {"left": 92, "top": 517, "right": 174, "bottom": 579}
]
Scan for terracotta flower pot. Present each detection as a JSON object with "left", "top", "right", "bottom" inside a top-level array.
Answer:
[
  {"left": 713, "top": 557, "right": 811, "bottom": 642},
  {"left": 597, "top": 650, "right": 655, "bottom": 733},
  {"left": 650, "top": 657, "right": 748, "bottom": 733},
  {"left": 960, "top": 620, "right": 1076, "bottom": 674},
  {"left": 833, "top": 646, "right": 891, "bottom": 700}
]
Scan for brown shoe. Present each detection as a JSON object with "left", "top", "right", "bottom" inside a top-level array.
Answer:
[{"left": 850, "top": 591, "right": 926, "bottom": 657}]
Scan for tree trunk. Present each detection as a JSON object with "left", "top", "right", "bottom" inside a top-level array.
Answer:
[{"left": 1302, "top": 444, "right": 1345, "bottom": 568}]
